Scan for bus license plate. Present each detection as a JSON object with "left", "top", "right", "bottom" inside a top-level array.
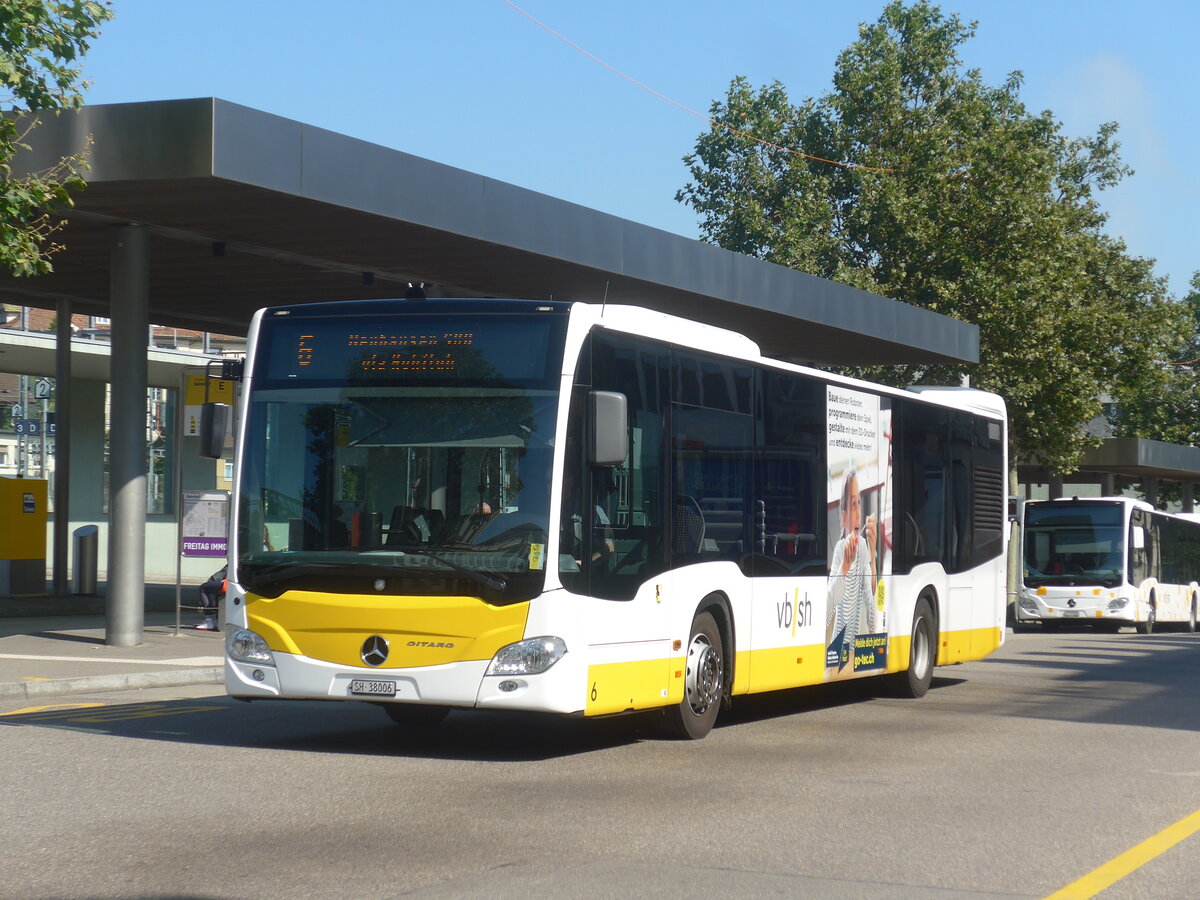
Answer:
[
  {"left": 1063, "top": 610, "right": 1082, "bottom": 617},
  {"left": 350, "top": 679, "right": 396, "bottom": 697}
]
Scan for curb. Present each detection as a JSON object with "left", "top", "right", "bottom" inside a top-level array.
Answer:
[{"left": 0, "top": 667, "right": 223, "bottom": 700}]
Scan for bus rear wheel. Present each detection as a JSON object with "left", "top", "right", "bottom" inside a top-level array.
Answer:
[
  {"left": 886, "top": 597, "right": 935, "bottom": 698},
  {"left": 661, "top": 611, "right": 724, "bottom": 740}
]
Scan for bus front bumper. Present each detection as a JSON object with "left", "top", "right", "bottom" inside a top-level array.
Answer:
[
  {"left": 225, "top": 649, "right": 583, "bottom": 714},
  {"left": 1015, "top": 590, "right": 1134, "bottom": 623}
]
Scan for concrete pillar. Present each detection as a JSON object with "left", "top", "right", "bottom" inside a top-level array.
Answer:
[
  {"left": 1183, "top": 483, "right": 1195, "bottom": 514},
  {"left": 107, "top": 224, "right": 149, "bottom": 646},
  {"left": 1100, "top": 473, "right": 1116, "bottom": 497},
  {"left": 53, "top": 298, "right": 72, "bottom": 596}
]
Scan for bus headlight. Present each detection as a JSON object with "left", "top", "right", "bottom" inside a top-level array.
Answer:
[
  {"left": 226, "top": 628, "right": 275, "bottom": 665},
  {"left": 1107, "top": 597, "right": 1130, "bottom": 611},
  {"left": 1018, "top": 594, "right": 1040, "bottom": 612},
  {"left": 486, "top": 636, "right": 567, "bottom": 676}
]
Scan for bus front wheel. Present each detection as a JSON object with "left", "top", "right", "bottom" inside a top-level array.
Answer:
[
  {"left": 887, "top": 597, "right": 935, "bottom": 698},
  {"left": 661, "top": 611, "right": 724, "bottom": 740},
  {"left": 1136, "top": 598, "right": 1156, "bottom": 635}
]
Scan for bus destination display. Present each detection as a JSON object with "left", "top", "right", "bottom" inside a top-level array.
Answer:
[
  {"left": 262, "top": 317, "right": 557, "bottom": 384},
  {"left": 298, "top": 331, "right": 474, "bottom": 374}
]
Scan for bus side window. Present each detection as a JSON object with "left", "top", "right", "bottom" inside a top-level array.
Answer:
[{"left": 752, "top": 369, "right": 826, "bottom": 577}]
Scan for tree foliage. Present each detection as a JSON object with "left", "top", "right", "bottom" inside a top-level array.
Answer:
[
  {"left": 1109, "top": 271, "right": 1200, "bottom": 447},
  {"left": 0, "top": 0, "right": 112, "bottom": 277},
  {"left": 677, "top": 0, "right": 1184, "bottom": 475}
]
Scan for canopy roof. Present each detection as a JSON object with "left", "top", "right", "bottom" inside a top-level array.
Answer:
[{"left": 0, "top": 98, "right": 978, "bottom": 367}]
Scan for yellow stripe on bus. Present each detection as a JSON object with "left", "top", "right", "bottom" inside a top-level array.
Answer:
[
  {"left": 743, "top": 644, "right": 825, "bottom": 694},
  {"left": 580, "top": 625, "right": 1004, "bottom": 717},
  {"left": 936, "top": 626, "right": 1004, "bottom": 667},
  {"left": 585, "top": 657, "right": 677, "bottom": 716}
]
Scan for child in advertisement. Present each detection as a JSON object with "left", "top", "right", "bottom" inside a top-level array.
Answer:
[{"left": 825, "top": 386, "right": 891, "bottom": 677}]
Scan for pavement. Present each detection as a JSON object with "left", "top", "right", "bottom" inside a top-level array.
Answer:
[{"left": 0, "top": 582, "right": 225, "bottom": 702}]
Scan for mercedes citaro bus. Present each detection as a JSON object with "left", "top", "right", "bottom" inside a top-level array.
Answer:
[
  {"left": 1018, "top": 496, "right": 1200, "bottom": 633},
  {"left": 209, "top": 298, "right": 1009, "bottom": 738}
]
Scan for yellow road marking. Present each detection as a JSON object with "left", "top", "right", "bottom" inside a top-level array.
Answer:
[
  {"left": 1045, "top": 808, "right": 1200, "bottom": 899},
  {"left": 1, "top": 702, "right": 105, "bottom": 716}
]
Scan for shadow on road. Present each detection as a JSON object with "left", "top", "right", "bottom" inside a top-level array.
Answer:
[
  {"left": 978, "top": 630, "right": 1200, "bottom": 731},
  {"left": 0, "top": 670, "right": 974, "bottom": 760}
]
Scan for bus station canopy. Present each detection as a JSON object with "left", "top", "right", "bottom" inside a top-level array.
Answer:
[
  {"left": 1018, "top": 437, "right": 1200, "bottom": 492},
  {"left": 0, "top": 98, "right": 978, "bottom": 367}
]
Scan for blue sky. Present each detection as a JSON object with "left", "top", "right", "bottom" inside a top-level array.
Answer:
[{"left": 80, "top": 0, "right": 1198, "bottom": 297}]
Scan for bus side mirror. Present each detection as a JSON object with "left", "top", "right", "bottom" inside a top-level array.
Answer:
[
  {"left": 1132, "top": 526, "right": 1146, "bottom": 550},
  {"left": 199, "top": 402, "right": 230, "bottom": 459},
  {"left": 589, "top": 390, "right": 628, "bottom": 467}
]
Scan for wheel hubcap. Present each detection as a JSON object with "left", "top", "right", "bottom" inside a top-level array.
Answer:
[
  {"left": 684, "top": 633, "right": 722, "bottom": 716},
  {"left": 912, "top": 618, "right": 930, "bottom": 675}
]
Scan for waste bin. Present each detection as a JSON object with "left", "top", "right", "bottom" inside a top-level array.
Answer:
[{"left": 73, "top": 524, "right": 99, "bottom": 595}]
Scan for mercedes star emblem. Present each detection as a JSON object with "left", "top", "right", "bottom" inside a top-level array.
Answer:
[{"left": 361, "top": 635, "right": 389, "bottom": 667}]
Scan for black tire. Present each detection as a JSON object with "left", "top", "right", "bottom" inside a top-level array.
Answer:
[
  {"left": 379, "top": 703, "right": 450, "bottom": 727},
  {"left": 1136, "top": 598, "right": 1156, "bottom": 635},
  {"left": 1184, "top": 597, "right": 1197, "bottom": 634},
  {"left": 887, "top": 597, "right": 935, "bottom": 698},
  {"left": 661, "top": 611, "right": 724, "bottom": 740}
]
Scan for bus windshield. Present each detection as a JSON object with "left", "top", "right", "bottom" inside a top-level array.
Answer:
[
  {"left": 1023, "top": 502, "right": 1126, "bottom": 588},
  {"left": 235, "top": 308, "right": 567, "bottom": 603}
]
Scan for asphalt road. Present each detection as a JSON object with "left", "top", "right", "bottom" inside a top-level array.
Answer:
[{"left": 3, "top": 626, "right": 1199, "bottom": 900}]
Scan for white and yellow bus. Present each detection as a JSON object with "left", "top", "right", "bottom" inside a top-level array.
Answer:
[
  {"left": 1018, "top": 497, "right": 1200, "bottom": 634},
  {"left": 219, "top": 299, "right": 1008, "bottom": 738}
]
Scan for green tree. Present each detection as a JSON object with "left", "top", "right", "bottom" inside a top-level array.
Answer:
[
  {"left": 677, "top": 0, "right": 1184, "bottom": 478},
  {"left": 0, "top": 0, "right": 113, "bottom": 277},
  {"left": 1109, "top": 271, "right": 1200, "bottom": 448}
]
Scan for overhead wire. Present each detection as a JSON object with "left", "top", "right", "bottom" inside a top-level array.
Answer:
[{"left": 500, "top": 0, "right": 898, "bottom": 174}]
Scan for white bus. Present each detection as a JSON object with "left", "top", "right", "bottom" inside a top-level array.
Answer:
[
  {"left": 1017, "top": 497, "right": 1200, "bottom": 633},
  {"left": 217, "top": 299, "right": 1008, "bottom": 738}
]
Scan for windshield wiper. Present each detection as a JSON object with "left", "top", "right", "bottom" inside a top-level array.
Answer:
[{"left": 398, "top": 550, "right": 507, "bottom": 592}]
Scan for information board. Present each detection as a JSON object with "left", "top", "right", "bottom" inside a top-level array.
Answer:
[{"left": 181, "top": 490, "right": 229, "bottom": 557}]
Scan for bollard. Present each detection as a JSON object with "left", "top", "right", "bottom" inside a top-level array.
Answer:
[{"left": 72, "top": 524, "right": 99, "bottom": 595}]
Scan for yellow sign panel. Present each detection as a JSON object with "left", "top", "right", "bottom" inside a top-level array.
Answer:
[
  {"left": 0, "top": 477, "right": 47, "bottom": 558},
  {"left": 184, "top": 375, "right": 235, "bottom": 406}
]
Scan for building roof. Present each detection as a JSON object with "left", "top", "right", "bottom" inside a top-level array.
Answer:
[
  {"left": 0, "top": 98, "right": 978, "bottom": 367},
  {"left": 1079, "top": 437, "right": 1200, "bottom": 483}
]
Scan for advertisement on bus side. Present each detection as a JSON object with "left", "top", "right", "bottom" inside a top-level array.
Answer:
[{"left": 825, "top": 386, "right": 893, "bottom": 680}]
